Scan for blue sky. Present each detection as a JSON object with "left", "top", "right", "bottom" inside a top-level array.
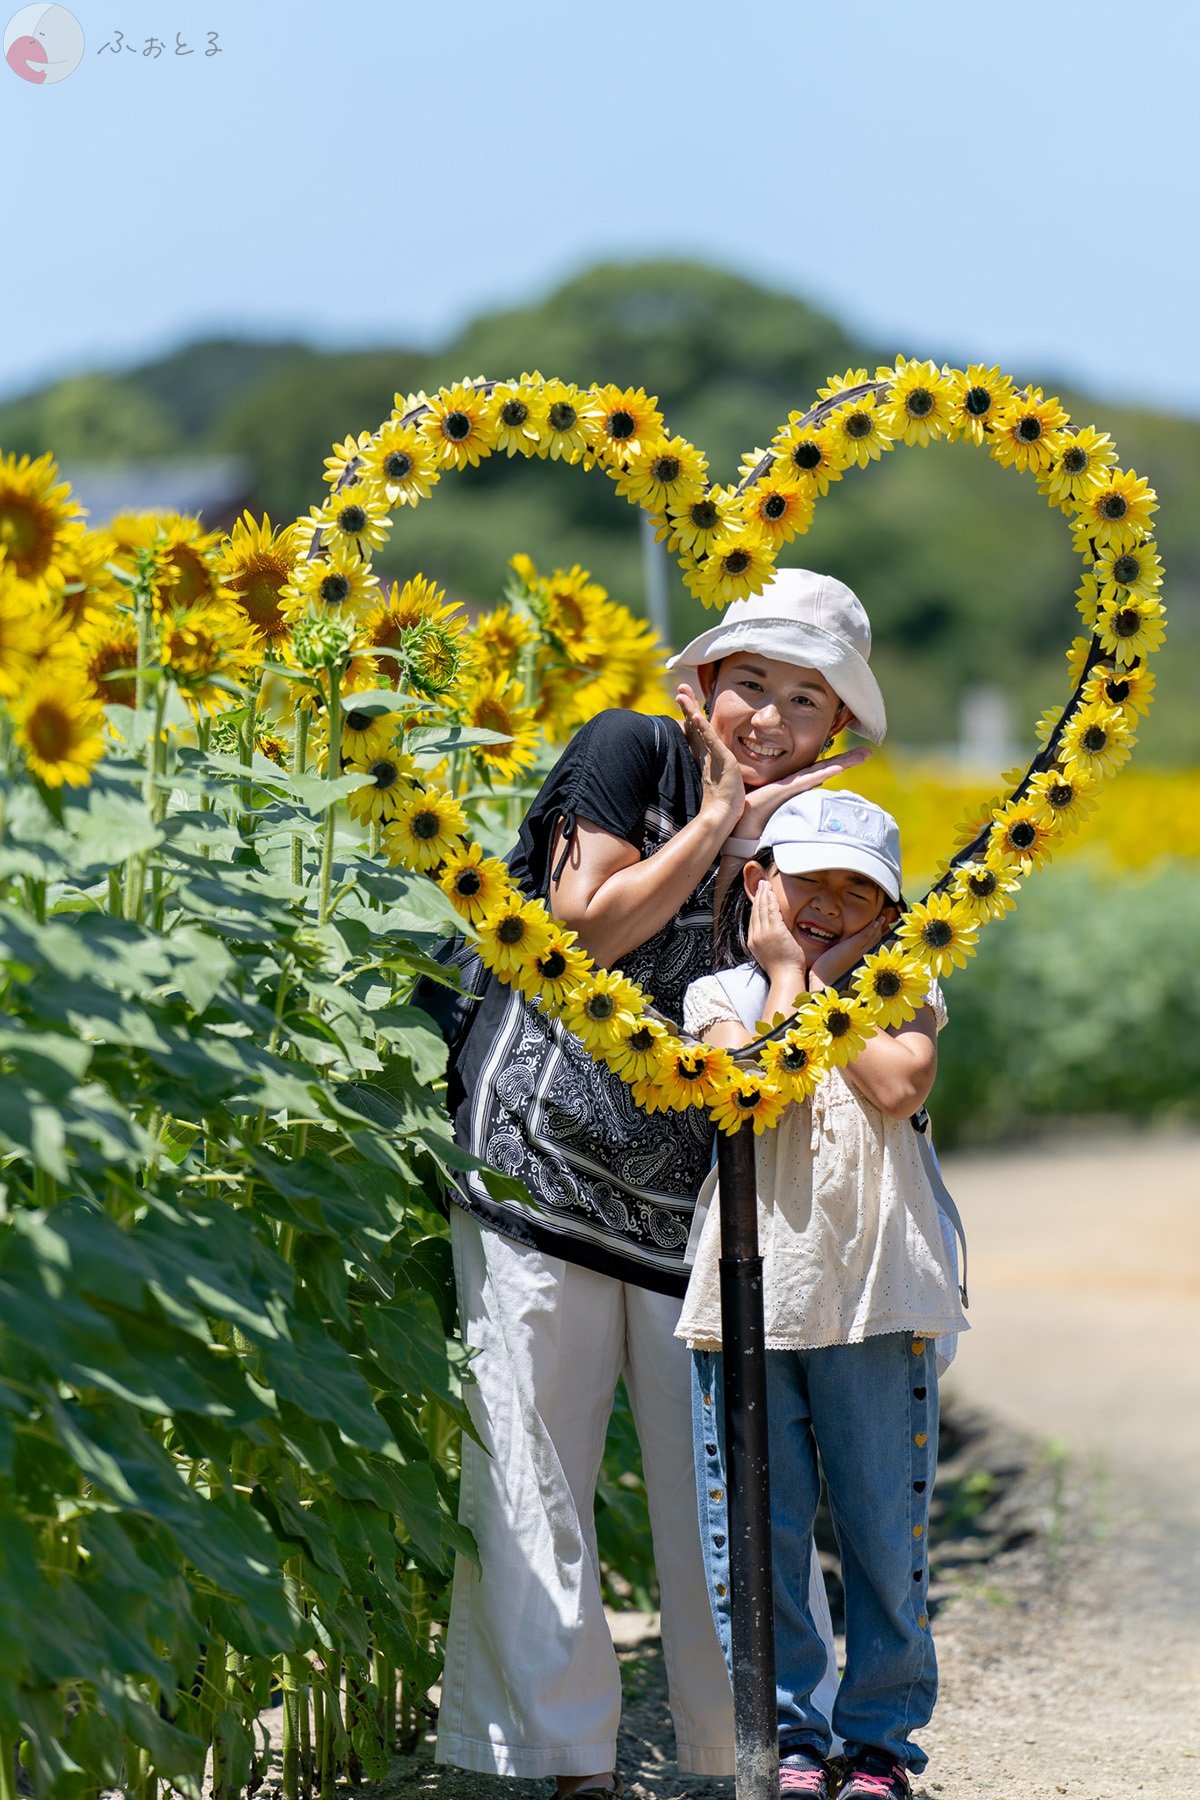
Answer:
[{"left": 3, "top": 0, "right": 1198, "bottom": 413}]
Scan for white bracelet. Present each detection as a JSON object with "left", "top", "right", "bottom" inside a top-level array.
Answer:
[{"left": 721, "top": 837, "right": 760, "bottom": 858}]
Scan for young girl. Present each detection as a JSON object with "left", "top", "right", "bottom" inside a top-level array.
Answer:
[{"left": 676, "top": 790, "right": 968, "bottom": 1800}]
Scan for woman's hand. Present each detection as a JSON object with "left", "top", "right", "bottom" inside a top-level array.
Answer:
[
  {"left": 747, "top": 881, "right": 808, "bottom": 987},
  {"left": 734, "top": 743, "right": 873, "bottom": 843},
  {"left": 675, "top": 684, "right": 745, "bottom": 834},
  {"left": 807, "top": 905, "right": 898, "bottom": 989}
]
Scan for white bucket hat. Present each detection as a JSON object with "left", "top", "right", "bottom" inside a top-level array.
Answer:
[
  {"left": 755, "top": 789, "right": 902, "bottom": 901},
  {"left": 666, "top": 567, "right": 887, "bottom": 744}
]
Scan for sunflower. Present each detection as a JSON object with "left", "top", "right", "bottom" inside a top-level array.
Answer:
[
  {"left": 1093, "top": 542, "right": 1164, "bottom": 607},
  {"left": 339, "top": 702, "right": 396, "bottom": 766},
  {"left": 663, "top": 486, "right": 740, "bottom": 558},
  {"left": 421, "top": 380, "right": 496, "bottom": 470},
  {"left": 771, "top": 424, "right": 846, "bottom": 496},
  {"left": 897, "top": 893, "right": 979, "bottom": 978},
  {"left": 513, "top": 928, "right": 592, "bottom": 1008},
  {"left": 878, "top": 358, "right": 956, "bottom": 447},
  {"left": 281, "top": 548, "right": 380, "bottom": 625},
  {"left": 709, "top": 1071, "right": 790, "bottom": 1136},
  {"left": 1033, "top": 706, "right": 1062, "bottom": 750},
  {"left": 598, "top": 1015, "right": 671, "bottom": 1083},
  {"left": 804, "top": 990, "right": 874, "bottom": 1068},
  {"left": 988, "top": 798, "right": 1061, "bottom": 873},
  {"left": 816, "top": 367, "right": 871, "bottom": 400},
  {"left": 1065, "top": 634, "right": 1096, "bottom": 688},
  {"left": 344, "top": 748, "right": 423, "bottom": 825},
  {"left": 1094, "top": 594, "right": 1166, "bottom": 667},
  {"left": 636, "top": 1041, "right": 735, "bottom": 1114},
  {"left": 322, "top": 430, "right": 374, "bottom": 489},
  {"left": 1058, "top": 702, "right": 1136, "bottom": 782},
  {"left": 0, "top": 573, "right": 49, "bottom": 698},
  {"left": 217, "top": 512, "right": 298, "bottom": 651},
  {"left": 737, "top": 476, "right": 816, "bottom": 547},
  {"left": 437, "top": 842, "right": 512, "bottom": 925},
  {"left": 468, "top": 605, "right": 538, "bottom": 671},
  {"left": 1025, "top": 767, "right": 1099, "bottom": 836},
  {"left": 485, "top": 378, "right": 545, "bottom": 458},
  {"left": 51, "top": 526, "right": 124, "bottom": 633},
  {"left": 383, "top": 788, "right": 469, "bottom": 873},
  {"left": 559, "top": 969, "right": 645, "bottom": 1053},
  {"left": 989, "top": 389, "right": 1070, "bottom": 474},
  {"left": 946, "top": 365, "right": 1015, "bottom": 444},
  {"left": 853, "top": 946, "right": 930, "bottom": 1029},
  {"left": 588, "top": 385, "right": 663, "bottom": 464},
  {"left": 950, "top": 795, "right": 1002, "bottom": 857},
  {"left": 538, "top": 563, "right": 607, "bottom": 661},
  {"left": 0, "top": 451, "right": 81, "bottom": 597},
  {"left": 1075, "top": 572, "right": 1100, "bottom": 631},
  {"left": 457, "top": 672, "right": 540, "bottom": 782},
  {"left": 826, "top": 392, "right": 896, "bottom": 468},
  {"left": 9, "top": 667, "right": 106, "bottom": 788},
  {"left": 314, "top": 489, "right": 393, "bottom": 561},
  {"left": 1070, "top": 468, "right": 1158, "bottom": 551},
  {"left": 76, "top": 613, "right": 140, "bottom": 709},
  {"left": 143, "top": 514, "right": 224, "bottom": 613},
  {"left": 1085, "top": 662, "right": 1156, "bottom": 720},
  {"left": 473, "top": 894, "right": 554, "bottom": 979},
  {"left": 254, "top": 732, "right": 290, "bottom": 765},
  {"left": 612, "top": 437, "right": 708, "bottom": 514},
  {"left": 535, "top": 379, "right": 601, "bottom": 464},
  {"left": 1038, "top": 426, "right": 1117, "bottom": 509},
  {"left": 950, "top": 858, "right": 1021, "bottom": 924},
  {"left": 361, "top": 419, "right": 442, "bottom": 505},
  {"left": 683, "top": 527, "right": 776, "bottom": 610},
  {"left": 758, "top": 1028, "right": 828, "bottom": 1103},
  {"left": 161, "top": 600, "right": 257, "bottom": 716}
]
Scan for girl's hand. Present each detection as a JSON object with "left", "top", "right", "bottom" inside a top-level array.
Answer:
[
  {"left": 676, "top": 683, "right": 745, "bottom": 833},
  {"left": 747, "top": 881, "right": 808, "bottom": 987},
  {"left": 807, "top": 905, "right": 898, "bottom": 989},
  {"left": 735, "top": 744, "right": 873, "bottom": 842}
]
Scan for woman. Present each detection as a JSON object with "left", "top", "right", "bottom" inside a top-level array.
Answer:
[{"left": 434, "top": 568, "right": 888, "bottom": 1795}]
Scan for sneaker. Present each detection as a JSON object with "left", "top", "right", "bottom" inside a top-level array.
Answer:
[
  {"left": 836, "top": 1749, "right": 912, "bottom": 1799},
  {"left": 779, "top": 1750, "right": 830, "bottom": 1798}
]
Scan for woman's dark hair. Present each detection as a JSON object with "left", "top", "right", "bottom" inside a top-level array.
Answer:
[{"left": 713, "top": 847, "right": 775, "bottom": 971}]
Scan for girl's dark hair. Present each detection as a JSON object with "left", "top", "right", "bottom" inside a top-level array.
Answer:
[{"left": 714, "top": 847, "right": 775, "bottom": 972}]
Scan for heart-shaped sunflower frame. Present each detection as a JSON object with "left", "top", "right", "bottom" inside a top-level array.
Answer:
[{"left": 296, "top": 360, "right": 1164, "bottom": 1135}]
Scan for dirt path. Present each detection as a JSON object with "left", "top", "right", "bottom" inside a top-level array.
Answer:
[{"left": 366, "top": 1133, "right": 1200, "bottom": 1800}]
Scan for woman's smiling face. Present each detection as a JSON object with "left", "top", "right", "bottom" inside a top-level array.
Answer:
[{"left": 703, "top": 654, "right": 853, "bottom": 787}]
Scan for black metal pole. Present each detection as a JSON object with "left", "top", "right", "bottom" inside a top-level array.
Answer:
[{"left": 717, "top": 1122, "right": 777, "bottom": 1800}]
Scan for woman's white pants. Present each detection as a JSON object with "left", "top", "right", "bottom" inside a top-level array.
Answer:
[{"left": 434, "top": 1209, "right": 737, "bottom": 1778}]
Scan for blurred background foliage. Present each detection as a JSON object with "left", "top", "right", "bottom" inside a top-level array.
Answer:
[{"left": 4, "top": 258, "right": 1196, "bottom": 760}]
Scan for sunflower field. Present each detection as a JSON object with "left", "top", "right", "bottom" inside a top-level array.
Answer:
[{"left": 0, "top": 354, "right": 1180, "bottom": 1795}]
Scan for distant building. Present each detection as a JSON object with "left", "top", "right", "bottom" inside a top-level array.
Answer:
[{"left": 62, "top": 455, "right": 254, "bottom": 532}]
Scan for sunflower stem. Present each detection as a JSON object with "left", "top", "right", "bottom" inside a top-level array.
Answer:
[
  {"left": 317, "top": 673, "right": 343, "bottom": 926},
  {"left": 240, "top": 677, "right": 260, "bottom": 832},
  {"left": 291, "top": 707, "right": 310, "bottom": 890}
]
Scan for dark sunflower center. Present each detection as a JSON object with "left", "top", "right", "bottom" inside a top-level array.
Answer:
[
  {"left": 1105, "top": 678, "right": 1131, "bottom": 702},
  {"left": 690, "top": 498, "right": 720, "bottom": 529},
  {"left": 922, "top": 920, "right": 954, "bottom": 949},
  {"left": 1113, "top": 607, "right": 1141, "bottom": 637},
  {"left": 1082, "top": 726, "right": 1108, "bottom": 753},
  {"left": 1100, "top": 491, "right": 1128, "bottom": 520},
  {"left": 874, "top": 970, "right": 902, "bottom": 998},
  {"left": 735, "top": 1089, "right": 761, "bottom": 1110},
  {"left": 1062, "top": 445, "right": 1089, "bottom": 474},
  {"left": 384, "top": 450, "right": 413, "bottom": 480},
  {"left": 652, "top": 454, "right": 682, "bottom": 483},
  {"left": 968, "top": 870, "right": 997, "bottom": 898},
  {"left": 906, "top": 388, "right": 934, "bottom": 418},
  {"left": 826, "top": 1008, "right": 852, "bottom": 1038},
  {"left": 454, "top": 868, "right": 483, "bottom": 896},
  {"left": 1112, "top": 554, "right": 1140, "bottom": 586},
  {"left": 781, "top": 1044, "right": 810, "bottom": 1072},
  {"left": 676, "top": 1057, "right": 705, "bottom": 1081},
  {"left": 539, "top": 950, "right": 567, "bottom": 980},
  {"left": 370, "top": 759, "right": 398, "bottom": 791},
  {"left": 320, "top": 573, "right": 351, "bottom": 605},
  {"left": 1048, "top": 783, "right": 1074, "bottom": 808},
  {"left": 548, "top": 401, "right": 577, "bottom": 432},
  {"left": 1008, "top": 821, "right": 1037, "bottom": 849},
  {"left": 792, "top": 442, "right": 823, "bottom": 471},
  {"left": 723, "top": 549, "right": 752, "bottom": 575},
  {"left": 346, "top": 710, "right": 371, "bottom": 733},
  {"left": 444, "top": 410, "right": 472, "bottom": 442},
  {"left": 628, "top": 1027, "right": 655, "bottom": 1053},
  {"left": 500, "top": 399, "right": 528, "bottom": 427},
  {"left": 1016, "top": 414, "right": 1043, "bottom": 443},
  {"left": 845, "top": 410, "right": 872, "bottom": 439},
  {"left": 609, "top": 408, "right": 636, "bottom": 440},
  {"left": 965, "top": 386, "right": 992, "bottom": 417},
  {"left": 497, "top": 915, "right": 525, "bottom": 944},
  {"left": 586, "top": 993, "right": 616, "bottom": 1021},
  {"left": 29, "top": 702, "right": 72, "bottom": 759},
  {"left": 412, "top": 809, "right": 442, "bottom": 842},
  {"left": 338, "top": 504, "right": 367, "bottom": 534},
  {"left": 763, "top": 493, "right": 788, "bottom": 519}
]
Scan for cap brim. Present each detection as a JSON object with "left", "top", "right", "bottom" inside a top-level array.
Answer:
[
  {"left": 770, "top": 841, "right": 901, "bottom": 902},
  {"left": 666, "top": 617, "right": 887, "bottom": 744}
]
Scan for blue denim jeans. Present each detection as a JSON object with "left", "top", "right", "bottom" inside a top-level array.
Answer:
[{"left": 693, "top": 1334, "right": 939, "bottom": 1773}]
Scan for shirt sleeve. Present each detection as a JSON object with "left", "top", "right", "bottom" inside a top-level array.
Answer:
[
  {"left": 561, "top": 710, "right": 674, "bottom": 848},
  {"left": 924, "top": 979, "right": 948, "bottom": 1033},
  {"left": 684, "top": 975, "right": 742, "bottom": 1037}
]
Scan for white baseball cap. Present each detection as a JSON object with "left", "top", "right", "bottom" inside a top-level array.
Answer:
[
  {"left": 666, "top": 566, "right": 887, "bottom": 744},
  {"left": 755, "top": 789, "right": 902, "bottom": 901}
]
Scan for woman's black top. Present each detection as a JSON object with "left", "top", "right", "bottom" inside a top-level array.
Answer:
[{"left": 448, "top": 708, "right": 718, "bottom": 1296}]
